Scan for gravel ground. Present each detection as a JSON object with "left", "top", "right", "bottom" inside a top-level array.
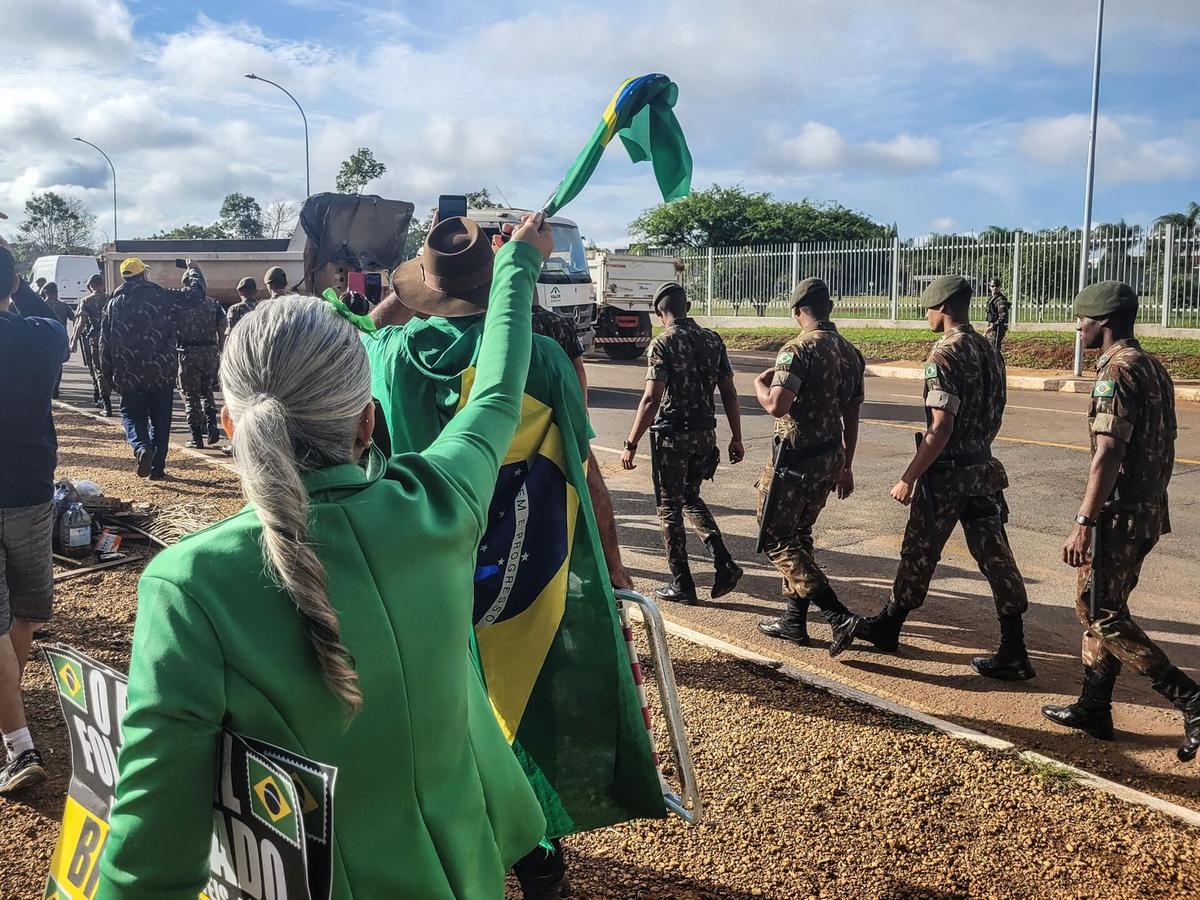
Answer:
[{"left": 3, "top": 410, "right": 1196, "bottom": 899}]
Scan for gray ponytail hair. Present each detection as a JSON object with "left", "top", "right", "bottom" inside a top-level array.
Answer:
[{"left": 219, "top": 297, "right": 372, "bottom": 715}]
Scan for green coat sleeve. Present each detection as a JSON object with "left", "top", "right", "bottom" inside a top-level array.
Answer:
[
  {"left": 417, "top": 239, "right": 539, "bottom": 528},
  {"left": 97, "top": 576, "right": 226, "bottom": 900}
]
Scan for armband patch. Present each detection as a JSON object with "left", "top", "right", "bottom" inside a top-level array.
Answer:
[
  {"left": 925, "top": 389, "right": 960, "bottom": 414},
  {"left": 924, "top": 363, "right": 938, "bottom": 380}
]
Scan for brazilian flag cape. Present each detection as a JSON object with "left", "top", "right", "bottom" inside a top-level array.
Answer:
[{"left": 366, "top": 318, "right": 665, "bottom": 837}]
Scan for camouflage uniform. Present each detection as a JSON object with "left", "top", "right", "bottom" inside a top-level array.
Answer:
[
  {"left": 226, "top": 297, "right": 260, "bottom": 331},
  {"left": 1075, "top": 339, "right": 1176, "bottom": 679},
  {"left": 985, "top": 291, "right": 1010, "bottom": 350},
  {"left": 77, "top": 291, "right": 112, "bottom": 403},
  {"left": 646, "top": 318, "right": 733, "bottom": 590},
  {"left": 893, "top": 323, "right": 1028, "bottom": 616},
  {"left": 532, "top": 305, "right": 583, "bottom": 360},
  {"left": 172, "top": 292, "right": 226, "bottom": 441},
  {"left": 758, "top": 322, "right": 865, "bottom": 600},
  {"left": 101, "top": 273, "right": 203, "bottom": 476}
]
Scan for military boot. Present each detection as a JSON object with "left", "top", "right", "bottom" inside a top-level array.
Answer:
[
  {"left": 207, "top": 412, "right": 222, "bottom": 446},
  {"left": 972, "top": 614, "right": 1036, "bottom": 681},
  {"left": 758, "top": 594, "right": 810, "bottom": 645},
  {"left": 654, "top": 576, "right": 698, "bottom": 606},
  {"left": 1041, "top": 662, "right": 1119, "bottom": 740},
  {"left": 184, "top": 428, "right": 206, "bottom": 449},
  {"left": 706, "top": 535, "right": 743, "bottom": 599},
  {"left": 1150, "top": 667, "right": 1200, "bottom": 762},
  {"left": 102, "top": 397, "right": 113, "bottom": 417},
  {"left": 829, "top": 598, "right": 907, "bottom": 658}
]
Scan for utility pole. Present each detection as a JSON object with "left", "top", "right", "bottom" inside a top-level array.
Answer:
[
  {"left": 1074, "top": 0, "right": 1105, "bottom": 377},
  {"left": 245, "top": 73, "right": 311, "bottom": 199},
  {"left": 73, "top": 137, "right": 117, "bottom": 242}
]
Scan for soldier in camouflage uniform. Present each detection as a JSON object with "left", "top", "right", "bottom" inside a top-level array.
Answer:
[
  {"left": 74, "top": 274, "right": 112, "bottom": 415},
  {"left": 985, "top": 277, "right": 1010, "bottom": 351},
  {"left": 1042, "top": 281, "right": 1199, "bottom": 762},
  {"left": 832, "top": 275, "right": 1034, "bottom": 680},
  {"left": 101, "top": 258, "right": 205, "bottom": 479},
  {"left": 621, "top": 282, "right": 744, "bottom": 605},
  {"left": 226, "top": 276, "right": 260, "bottom": 331},
  {"left": 172, "top": 271, "right": 226, "bottom": 448},
  {"left": 753, "top": 278, "right": 865, "bottom": 649}
]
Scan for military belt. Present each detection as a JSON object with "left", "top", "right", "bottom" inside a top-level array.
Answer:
[
  {"left": 650, "top": 417, "right": 717, "bottom": 434},
  {"left": 928, "top": 447, "right": 991, "bottom": 471}
]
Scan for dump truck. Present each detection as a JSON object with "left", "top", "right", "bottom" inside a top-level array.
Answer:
[
  {"left": 98, "top": 194, "right": 415, "bottom": 306},
  {"left": 587, "top": 250, "right": 684, "bottom": 360}
]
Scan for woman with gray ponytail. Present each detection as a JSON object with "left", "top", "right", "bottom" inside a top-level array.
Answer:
[{"left": 98, "top": 216, "right": 558, "bottom": 900}]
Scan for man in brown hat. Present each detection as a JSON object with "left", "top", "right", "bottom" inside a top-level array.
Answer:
[
  {"left": 831, "top": 275, "right": 1033, "bottom": 680},
  {"left": 366, "top": 215, "right": 639, "bottom": 899}
]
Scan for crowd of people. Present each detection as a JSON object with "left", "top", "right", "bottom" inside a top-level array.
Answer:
[{"left": 0, "top": 202, "right": 1197, "bottom": 897}]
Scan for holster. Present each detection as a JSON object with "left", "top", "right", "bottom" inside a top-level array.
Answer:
[
  {"left": 649, "top": 430, "right": 663, "bottom": 508},
  {"left": 756, "top": 440, "right": 790, "bottom": 554}
]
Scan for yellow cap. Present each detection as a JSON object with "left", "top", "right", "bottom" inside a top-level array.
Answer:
[{"left": 120, "top": 257, "right": 147, "bottom": 278}]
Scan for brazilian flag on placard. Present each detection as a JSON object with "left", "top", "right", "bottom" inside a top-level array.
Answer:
[{"left": 368, "top": 317, "right": 665, "bottom": 837}]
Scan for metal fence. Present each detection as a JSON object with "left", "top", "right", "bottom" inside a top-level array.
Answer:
[{"left": 664, "top": 225, "right": 1200, "bottom": 328}]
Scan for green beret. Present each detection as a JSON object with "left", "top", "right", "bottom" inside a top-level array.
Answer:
[
  {"left": 1073, "top": 281, "right": 1138, "bottom": 319},
  {"left": 264, "top": 265, "right": 288, "bottom": 286},
  {"left": 921, "top": 275, "right": 972, "bottom": 309},
  {"left": 790, "top": 277, "right": 830, "bottom": 310},
  {"left": 653, "top": 281, "right": 686, "bottom": 307}
]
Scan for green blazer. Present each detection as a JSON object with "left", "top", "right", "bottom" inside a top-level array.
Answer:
[{"left": 98, "top": 240, "right": 548, "bottom": 899}]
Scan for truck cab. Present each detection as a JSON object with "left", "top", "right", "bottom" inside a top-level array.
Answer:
[{"left": 467, "top": 208, "right": 596, "bottom": 353}]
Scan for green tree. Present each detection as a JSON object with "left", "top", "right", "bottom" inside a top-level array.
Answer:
[
  {"left": 151, "top": 223, "right": 228, "bottom": 240},
  {"left": 17, "top": 191, "right": 96, "bottom": 254},
  {"left": 218, "top": 192, "right": 264, "bottom": 239},
  {"left": 1152, "top": 201, "right": 1199, "bottom": 234},
  {"left": 628, "top": 184, "right": 888, "bottom": 248},
  {"left": 335, "top": 147, "right": 387, "bottom": 195}
]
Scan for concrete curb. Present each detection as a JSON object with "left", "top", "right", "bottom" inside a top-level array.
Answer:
[{"left": 629, "top": 609, "right": 1200, "bottom": 831}]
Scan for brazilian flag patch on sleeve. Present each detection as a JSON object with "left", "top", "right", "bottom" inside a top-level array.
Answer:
[
  {"left": 1093, "top": 380, "right": 1116, "bottom": 398},
  {"left": 777, "top": 351, "right": 794, "bottom": 367},
  {"left": 924, "top": 363, "right": 938, "bottom": 380}
]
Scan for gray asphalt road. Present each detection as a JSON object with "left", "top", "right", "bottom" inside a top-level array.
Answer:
[{"left": 585, "top": 349, "right": 1200, "bottom": 809}]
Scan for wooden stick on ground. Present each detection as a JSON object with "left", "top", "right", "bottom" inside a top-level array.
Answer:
[
  {"left": 52, "top": 556, "right": 138, "bottom": 583},
  {"left": 52, "top": 553, "right": 84, "bottom": 568}
]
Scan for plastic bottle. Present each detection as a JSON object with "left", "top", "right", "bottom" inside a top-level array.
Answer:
[{"left": 58, "top": 502, "right": 93, "bottom": 559}]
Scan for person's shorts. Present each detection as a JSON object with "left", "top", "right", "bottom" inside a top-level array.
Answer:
[{"left": 0, "top": 503, "right": 55, "bottom": 636}]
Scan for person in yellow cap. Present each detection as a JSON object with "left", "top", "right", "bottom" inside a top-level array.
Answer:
[
  {"left": 264, "top": 265, "right": 291, "bottom": 299},
  {"left": 101, "top": 257, "right": 206, "bottom": 479}
]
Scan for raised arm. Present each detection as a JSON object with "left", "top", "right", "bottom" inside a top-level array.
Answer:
[{"left": 421, "top": 216, "right": 554, "bottom": 526}]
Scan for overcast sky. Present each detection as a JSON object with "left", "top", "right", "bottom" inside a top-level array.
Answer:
[{"left": 2, "top": 0, "right": 1198, "bottom": 247}]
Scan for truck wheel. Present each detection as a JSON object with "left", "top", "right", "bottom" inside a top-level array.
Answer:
[{"left": 602, "top": 342, "right": 646, "bottom": 361}]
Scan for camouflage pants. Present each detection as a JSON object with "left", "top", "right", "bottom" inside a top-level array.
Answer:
[
  {"left": 756, "top": 457, "right": 841, "bottom": 600},
  {"left": 83, "top": 334, "right": 111, "bottom": 399},
  {"left": 1074, "top": 511, "right": 1173, "bottom": 680},
  {"left": 651, "top": 429, "right": 722, "bottom": 586},
  {"left": 178, "top": 349, "right": 219, "bottom": 435},
  {"left": 893, "top": 484, "right": 1028, "bottom": 616}
]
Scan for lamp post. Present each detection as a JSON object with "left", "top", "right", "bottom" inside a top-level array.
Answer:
[
  {"left": 245, "top": 73, "right": 310, "bottom": 199},
  {"left": 73, "top": 137, "right": 117, "bottom": 242},
  {"left": 1073, "top": 0, "right": 1105, "bottom": 377}
]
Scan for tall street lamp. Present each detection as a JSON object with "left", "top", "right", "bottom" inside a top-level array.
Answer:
[
  {"left": 1073, "top": 0, "right": 1105, "bottom": 377},
  {"left": 245, "top": 73, "right": 310, "bottom": 199},
  {"left": 73, "top": 137, "right": 117, "bottom": 243}
]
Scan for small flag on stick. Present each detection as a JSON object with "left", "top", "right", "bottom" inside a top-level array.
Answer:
[{"left": 543, "top": 74, "right": 692, "bottom": 217}]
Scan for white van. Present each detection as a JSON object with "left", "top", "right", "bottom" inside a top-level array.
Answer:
[{"left": 28, "top": 255, "right": 101, "bottom": 307}]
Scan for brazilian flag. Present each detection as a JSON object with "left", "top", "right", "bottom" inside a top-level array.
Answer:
[{"left": 368, "top": 317, "right": 665, "bottom": 836}]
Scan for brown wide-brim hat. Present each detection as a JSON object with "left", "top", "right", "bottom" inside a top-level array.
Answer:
[{"left": 392, "top": 217, "right": 495, "bottom": 317}]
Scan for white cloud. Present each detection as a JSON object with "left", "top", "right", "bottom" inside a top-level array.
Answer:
[
  {"left": 760, "top": 122, "right": 940, "bottom": 173},
  {"left": 931, "top": 217, "right": 958, "bottom": 232},
  {"left": 1017, "top": 114, "right": 1197, "bottom": 185},
  {"left": 0, "top": 0, "right": 135, "bottom": 63}
]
